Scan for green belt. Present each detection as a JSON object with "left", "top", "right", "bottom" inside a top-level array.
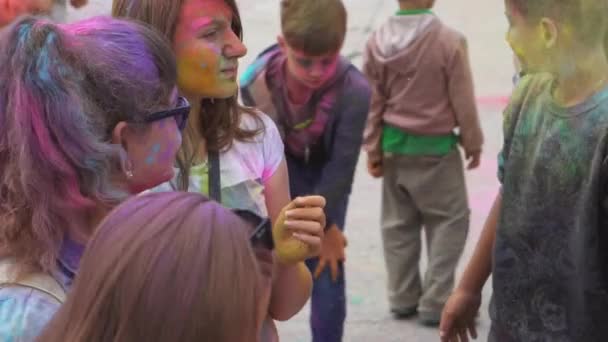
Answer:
[{"left": 382, "top": 125, "right": 458, "bottom": 156}]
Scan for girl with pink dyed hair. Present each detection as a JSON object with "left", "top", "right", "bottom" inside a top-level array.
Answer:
[{"left": 0, "top": 16, "right": 188, "bottom": 340}]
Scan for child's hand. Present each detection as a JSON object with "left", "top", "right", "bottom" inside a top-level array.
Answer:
[
  {"left": 313, "top": 224, "right": 347, "bottom": 282},
  {"left": 465, "top": 149, "right": 481, "bottom": 170},
  {"left": 70, "top": 0, "right": 87, "bottom": 8},
  {"left": 367, "top": 157, "right": 383, "bottom": 178},
  {"left": 273, "top": 196, "right": 326, "bottom": 265},
  {"left": 439, "top": 288, "right": 481, "bottom": 342}
]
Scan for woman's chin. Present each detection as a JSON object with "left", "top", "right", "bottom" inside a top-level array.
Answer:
[{"left": 202, "top": 83, "right": 239, "bottom": 100}]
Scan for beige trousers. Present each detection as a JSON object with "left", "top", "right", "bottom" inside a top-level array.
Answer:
[{"left": 381, "top": 149, "right": 469, "bottom": 314}]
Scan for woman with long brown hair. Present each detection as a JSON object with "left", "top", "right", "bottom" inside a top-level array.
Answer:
[
  {"left": 0, "top": 16, "right": 186, "bottom": 340},
  {"left": 38, "top": 192, "right": 266, "bottom": 342},
  {"left": 113, "top": 1, "right": 327, "bottom": 340}
]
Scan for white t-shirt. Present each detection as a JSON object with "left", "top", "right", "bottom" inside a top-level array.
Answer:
[{"left": 152, "top": 111, "right": 285, "bottom": 217}]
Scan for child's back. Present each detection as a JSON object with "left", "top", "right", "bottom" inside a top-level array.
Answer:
[
  {"left": 363, "top": 9, "right": 483, "bottom": 162},
  {"left": 362, "top": 7, "right": 483, "bottom": 326}
]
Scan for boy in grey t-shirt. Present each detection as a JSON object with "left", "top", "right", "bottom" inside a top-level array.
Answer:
[{"left": 440, "top": 0, "right": 608, "bottom": 341}]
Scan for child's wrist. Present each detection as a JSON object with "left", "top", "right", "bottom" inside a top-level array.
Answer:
[{"left": 457, "top": 277, "right": 485, "bottom": 294}]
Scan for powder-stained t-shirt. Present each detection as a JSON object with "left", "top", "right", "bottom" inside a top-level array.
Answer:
[
  {"left": 152, "top": 111, "right": 284, "bottom": 217},
  {"left": 490, "top": 73, "right": 608, "bottom": 341},
  {"left": 151, "top": 111, "right": 284, "bottom": 342},
  {"left": 0, "top": 239, "right": 82, "bottom": 341}
]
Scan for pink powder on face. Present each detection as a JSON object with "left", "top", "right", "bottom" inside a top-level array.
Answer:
[
  {"left": 288, "top": 53, "right": 340, "bottom": 89},
  {"left": 191, "top": 17, "right": 213, "bottom": 31}
]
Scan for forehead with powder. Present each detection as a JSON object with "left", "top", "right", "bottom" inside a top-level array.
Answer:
[{"left": 179, "top": 0, "right": 233, "bottom": 23}]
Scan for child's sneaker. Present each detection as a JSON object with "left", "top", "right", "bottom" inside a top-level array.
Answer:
[
  {"left": 418, "top": 311, "right": 441, "bottom": 327},
  {"left": 390, "top": 306, "right": 417, "bottom": 319}
]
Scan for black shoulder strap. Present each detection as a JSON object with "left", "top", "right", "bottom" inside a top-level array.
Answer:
[{"left": 208, "top": 151, "right": 222, "bottom": 203}]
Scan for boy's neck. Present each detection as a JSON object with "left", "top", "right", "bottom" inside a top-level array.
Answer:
[{"left": 552, "top": 48, "right": 608, "bottom": 107}]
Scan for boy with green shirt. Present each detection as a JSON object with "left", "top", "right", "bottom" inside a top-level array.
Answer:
[{"left": 362, "top": 0, "right": 483, "bottom": 326}]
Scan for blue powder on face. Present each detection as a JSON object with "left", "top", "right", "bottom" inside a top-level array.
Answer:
[{"left": 145, "top": 143, "right": 162, "bottom": 165}]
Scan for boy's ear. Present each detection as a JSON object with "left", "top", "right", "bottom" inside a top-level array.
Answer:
[{"left": 539, "top": 18, "right": 558, "bottom": 49}]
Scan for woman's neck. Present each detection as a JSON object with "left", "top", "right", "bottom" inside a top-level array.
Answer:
[
  {"left": 553, "top": 48, "right": 608, "bottom": 107},
  {"left": 186, "top": 96, "right": 208, "bottom": 164}
]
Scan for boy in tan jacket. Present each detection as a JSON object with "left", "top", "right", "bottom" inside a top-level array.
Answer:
[{"left": 362, "top": 0, "right": 483, "bottom": 326}]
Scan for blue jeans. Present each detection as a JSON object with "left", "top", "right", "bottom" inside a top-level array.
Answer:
[
  {"left": 305, "top": 258, "right": 346, "bottom": 342},
  {"left": 286, "top": 154, "right": 349, "bottom": 341}
]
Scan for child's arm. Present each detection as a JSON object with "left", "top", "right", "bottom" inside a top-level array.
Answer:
[
  {"left": 269, "top": 260, "right": 313, "bottom": 321},
  {"left": 362, "top": 38, "right": 386, "bottom": 176},
  {"left": 263, "top": 160, "right": 323, "bottom": 320},
  {"left": 447, "top": 37, "right": 484, "bottom": 169},
  {"left": 440, "top": 192, "right": 501, "bottom": 341},
  {"left": 313, "top": 76, "right": 371, "bottom": 232},
  {"left": 457, "top": 192, "right": 500, "bottom": 293}
]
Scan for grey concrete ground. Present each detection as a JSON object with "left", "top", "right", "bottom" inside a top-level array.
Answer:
[{"left": 68, "top": 1, "right": 513, "bottom": 341}]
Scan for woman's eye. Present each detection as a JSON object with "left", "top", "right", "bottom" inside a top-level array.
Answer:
[{"left": 200, "top": 30, "right": 218, "bottom": 39}]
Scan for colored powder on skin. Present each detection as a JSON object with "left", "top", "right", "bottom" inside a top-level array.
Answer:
[
  {"left": 175, "top": 0, "right": 239, "bottom": 96},
  {"left": 157, "top": 121, "right": 182, "bottom": 165},
  {"left": 158, "top": 139, "right": 179, "bottom": 165},
  {"left": 207, "top": 42, "right": 222, "bottom": 55},
  {"left": 146, "top": 143, "right": 161, "bottom": 165},
  {"left": 177, "top": 48, "right": 235, "bottom": 96},
  {"left": 191, "top": 17, "right": 213, "bottom": 31}
]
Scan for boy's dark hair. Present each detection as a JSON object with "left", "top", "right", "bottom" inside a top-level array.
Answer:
[
  {"left": 281, "top": 0, "right": 347, "bottom": 55},
  {"left": 508, "top": 0, "right": 606, "bottom": 44}
]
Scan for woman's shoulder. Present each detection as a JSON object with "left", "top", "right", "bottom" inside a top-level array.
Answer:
[
  {"left": 0, "top": 285, "right": 60, "bottom": 340},
  {"left": 237, "top": 109, "right": 282, "bottom": 149},
  {"left": 239, "top": 108, "right": 277, "bottom": 133},
  {"left": 235, "top": 109, "right": 284, "bottom": 182}
]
